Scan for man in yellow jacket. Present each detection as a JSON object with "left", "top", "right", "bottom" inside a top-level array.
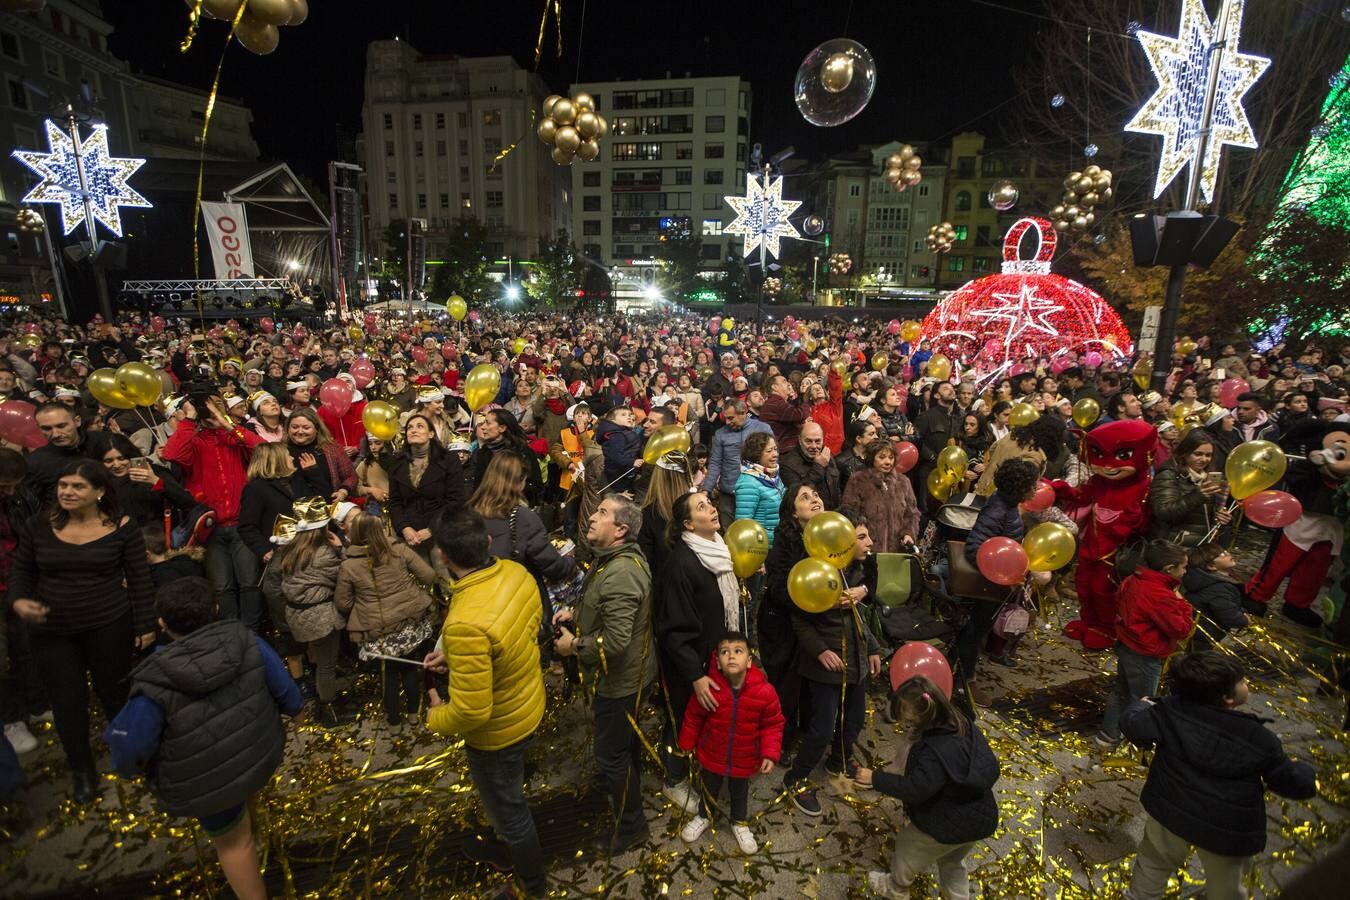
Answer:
[{"left": 424, "top": 506, "right": 547, "bottom": 899}]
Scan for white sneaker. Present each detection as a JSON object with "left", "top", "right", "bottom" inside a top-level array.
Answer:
[
  {"left": 867, "top": 870, "right": 905, "bottom": 897},
  {"left": 732, "top": 823, "right": 758, "bottom": 854},
  {"left": 680, "top": 815, "right": 710, "bottom": 843},
  {"left": 4, "top": 721, "right": 38, "bottom": 755},
  {"left": 662, "top": 781, "right": 700, "bottom": 814}
]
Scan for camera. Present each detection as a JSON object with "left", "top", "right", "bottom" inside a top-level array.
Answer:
[{"left": 180, "top": 378, "right": 219, "bottom": 410}]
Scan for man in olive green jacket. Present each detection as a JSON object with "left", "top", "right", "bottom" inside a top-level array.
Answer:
[{"left": 554, "top": 494, "right": 654, "bottom": 854}]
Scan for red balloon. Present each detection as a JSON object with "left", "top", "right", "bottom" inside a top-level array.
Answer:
[
  {"left": 1218, "top": 377, "right": 1251, "bottom": 409},
  {"left": 1242, "top": 490, "right": 1303, "bottom": 528},
  {"left": 259, "top": 316, "right": 274, "bottom": 334},
  {"left": 893, "top": 441, "right": 919, "bottom": 473},
  {"left": 977, "top": 537, "right": 1028, "bottom": 586},
  {"left": 889, "top": 641, "right": 953, "bottom": 698},
  {"left": 0, "top": 400, "right": 47, "bottom": 450},
  {"left": 292, "top": 325, "right": 308, "bottom": 341},
  {"left": 1021, "top": 479, "right": 1056, "bottom": 512},
  {"left": 441, "top": 343, "right": 458, "bottom": 361},
  {"left": 319, "top": 378, "right": 353, "bottom": 417},
  {"left": 410, "top": 347, "right": 428, "bottom": 365},
  {"left": 349, "top": 358, "right": 376, "bottom": 389}
]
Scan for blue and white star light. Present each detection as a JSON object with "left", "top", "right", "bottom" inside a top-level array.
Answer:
[
  {"left": 1124, "top": 0, "right": 1269, "bottom": 203},
  {"left": 723, "top": 174, "right": 801, "bottom": 259},
  {"left": 12, "top": 120, "right": 150, "bottom": 238}
]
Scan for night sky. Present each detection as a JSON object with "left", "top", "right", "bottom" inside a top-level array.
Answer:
[{"left": 110, "top": 1, "right": 1046, "bottom": 182}]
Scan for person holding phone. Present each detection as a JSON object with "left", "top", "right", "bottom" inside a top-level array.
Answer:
[
  {"left": 100, "top": 436, "right": 196, "bottom": 529},
  {"left": 1150, "top": 430, "right": 1232, "bottom": 548}
]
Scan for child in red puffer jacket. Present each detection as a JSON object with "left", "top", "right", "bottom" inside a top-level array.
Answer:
[
  {"left": 1096, "top": 540, "right": 1194, "bottom": 750},
  {"left": 677, "top": 632, "right": 784, "bottom": 854}
]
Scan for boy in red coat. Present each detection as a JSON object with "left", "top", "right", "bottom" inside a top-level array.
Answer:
[
  {"left": 677, "top": 632, "right": 784, "bottom": 854},
  {"left": 1096, "top": 541, "right": 1194, "bottom": 750}
]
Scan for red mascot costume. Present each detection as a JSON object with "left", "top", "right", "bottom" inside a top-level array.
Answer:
[
  {"left": 1053, "top": 419, "right": 1158, "bottom": 650},
  {"left": 1245, "top": 421, "right": 1350, "bottom": 629}
]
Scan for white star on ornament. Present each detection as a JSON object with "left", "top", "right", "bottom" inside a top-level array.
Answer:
[
  {"left": 971, "top": 283, "right": 1064, "bottom": 347},
  {"left": 724, "top": 174, "right": 801, "bottom": 259},
  {"left": 13, "top": 120, "right": 150, "bottom": 238},
  {"left": 1124, "top": 0, "right": 1269, "bottom": 204}
]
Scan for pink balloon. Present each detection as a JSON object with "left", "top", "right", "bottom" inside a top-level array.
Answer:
[
  {"left": 783, "top": 316, "right": 796, "bottom": 329},
  {"left": 410, "top": 347, "right": 428, "bottom": 365},
  {"left": 468, "top": 310, "right": 481, "bottom": 323},
  {"left": 0, "top": 400, "right": 47, "bottom": 450},
  {"left": 977, "top": 537, "right": 1028, "bottom": 586},
  {"left": 292, "top": 325, "right": 307, "bottom": 341},
  {"left": 319, "top": 378, "right": 353, "bottom": 417},
  {"left": 788, "top": 327, "right": 800, "bottom": 341},
  {"left": 889, "top": 642, "right": 954, "bottom": 698},
  {"left": 349, "top": 358, "right": 376, "bottom": 389},
  {"left": 208, "top": 325, "right": 223, "bottom": 340},
  {"left": 893, "top": 441, "right": 919, "bottom": 473},
  {"left": 1050, "top": 356, "right": 1072, "bottom": 375},
  {"left": 887, "top": 319, "right": 901, "bottom": 336},
  {"left": 259, "top": 316, "right": 274, "bottom": 334},
  {"left": 1242, "top": 490, "right": 1303, "bottom": 528},
  {"left": 1218, "top": 377, "right": 1251, "bottom": 409},
  {"left": 1084, "top": 351, "right": 1103, "bottom": 368},
  {"left": 1020, "top": 479, "right": 1057, "bottom": 512},
  {"left": 1011, "top": 364, "right": 1029, "bottom": 376}
]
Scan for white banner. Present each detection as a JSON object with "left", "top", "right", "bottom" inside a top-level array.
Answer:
[{"left": 200, "top": 201, "right": 254, "bottom": 279}]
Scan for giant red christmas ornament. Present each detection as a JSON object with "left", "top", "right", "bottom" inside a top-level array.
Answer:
[{"left": 919, "top": 217, "right": 1133, "bottom": 377}]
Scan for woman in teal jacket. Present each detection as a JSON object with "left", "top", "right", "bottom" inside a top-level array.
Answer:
[{"left": 734, "top": 431, "right": 785, "bottom": 544}]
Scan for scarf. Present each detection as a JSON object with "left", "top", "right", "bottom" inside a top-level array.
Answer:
[
  {"left": 682, "top": 531, "right": 741, "bottom": 631},
  {"left": 407, "top": 441, "right": 430, "bottom": 488},
  {"left": 546, "top": 397, "right": 568, "bottom": 415},
  {"left": 740, "top": 463, "right": 781, "bottom": 489}
]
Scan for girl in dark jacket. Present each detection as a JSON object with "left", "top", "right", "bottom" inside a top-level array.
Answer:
[
  {"left": 856, "top": 675, "right": 1000, "bottom": 900},
  {"left": 385, "top": 414, "right": 468, "bottom": 567},
  {"left": 1149, "top": 430, "right": 1232, "bottom": 547},
  {"left": 99, "top": 436, "right": 196, "bottom": 529}
]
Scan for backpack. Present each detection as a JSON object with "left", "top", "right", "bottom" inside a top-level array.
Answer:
[{"left": 170, "top": 503, "right": 217, "bottom": 550}]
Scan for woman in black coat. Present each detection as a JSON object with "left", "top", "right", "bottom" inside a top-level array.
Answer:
[
  {"left": 386, "top": 413, "right": 468, "bottom": 565},
  {"left": 237, "top": 443, "right": 298, "bottom": 563},
  {"left": 471, "top": 408, "right": 543, "bottom": 505},
  {"left": 759, "top": 483, "right": 826, "bottom": 732},
  {"left": 1150, "top": 430, "right": 1231, "bottom": 547},
  {"left": 98, "top": 436, "right": 195, "bottom": 528}
]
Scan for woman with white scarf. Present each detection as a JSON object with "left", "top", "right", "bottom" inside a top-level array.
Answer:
[{"left": 654, "top": 489, "right": 746, "bottom": 817}]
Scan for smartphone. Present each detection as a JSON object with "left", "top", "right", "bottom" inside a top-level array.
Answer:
[{"left": 129, "top": 457, "right": 154, "bottom": 471}]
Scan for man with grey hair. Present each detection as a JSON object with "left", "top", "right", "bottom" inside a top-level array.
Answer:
[
  {"left": 705, "top": 398, "right": 773, "bottom": 525},
  {"left": 553, "top": 494, "right": 654, "bottom": 853}
]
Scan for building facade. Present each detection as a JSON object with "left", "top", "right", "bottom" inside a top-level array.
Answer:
[
  {"left": 359, "top": 39, "right": 570, "bottom": 271},
  {"left": 567, "top": 75, "right": 751, "bottom": 302},
  {"left": 123, "top": 75, "right": 257, "bottom": 161}
]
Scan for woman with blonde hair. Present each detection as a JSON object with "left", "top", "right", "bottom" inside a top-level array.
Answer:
[
  {"left": 334, "top": 514, "right": 439, "bottom": 725},
  {"left": 286, "top": 407, "right": 356, "bottom": 503},
  {"left": 238, "top": 443, "right": 305, "bottom": 687},
  {"left": 638, "top": 451, "right": 694, "bottom": 578}
]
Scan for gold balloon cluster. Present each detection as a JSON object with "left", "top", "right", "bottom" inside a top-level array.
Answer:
[
  {"left": 538, "top": 92, "right": 608, "bottom": 166},
  {"left": 763, "top": 277, "right": 783, "bottom": 296},
  {"left": 89, "top": 363, "right": 163, "bottom": 410},
  {"left": 928, "top": 443, "right": 968, "bottom": 501},
  {"left": 925, "top": 222, "right": 957, "bottom": 253},
  {"left": 15, "top": 208, "right": 43, "bottom": 234},
  {"left": 788, "top": 511, "right": 857, "bottom": 613},
  {"left": 828, "top": 252, "right": 851, "bottom": 275},
  {"left": 1051, "top": 164, "right": 1113, "bottom": 233},
  {"left": 186, "top": 0, "right": 308, "bottom": 55},
  {"left": 883, "top": 145, "right": 923, "bottom": 192}
]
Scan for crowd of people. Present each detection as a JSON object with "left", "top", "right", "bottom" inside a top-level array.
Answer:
[{"left": 0, "top": 309, "right": 1344, "bottom": 899}]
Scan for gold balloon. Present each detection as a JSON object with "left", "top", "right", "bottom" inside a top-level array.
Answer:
[
  {"left": 926, "top": 353, "right": 951, "bottom": 381},
  {"left": 512, "top": 337, "right": 527, "bottom": 355},
  {"left": 830, "top": 358, "right": 848, "bottom": 377},
  {"left": 1132, "top": 357, "right": 1153, "bottom": 391},
  {"left": 245, "top": 0, "right": 292, "bottom": 25},
  {"left": 464, "top": 363, "right": 501, "bottom": 412},
  {"left": 1225, "top": 440, "right": 1287, "bottom": 501},
  {"left": 575, "top": 111, "right": 600, "bottom": 140},
  {"left": 347, "top": 325, "right": 362, "bottom": 341},
  {"left": 287, "top": 0, "right": 309, "bottom": 25},
  {"left": 802, "top": 511, "right": 857, "bottom": 569},
  {"left": 788, "top": 557, "right": 843, "bottom": 614},
  {"left": 936, "top": 444, "right": 968, "bottom": 480},
  {"left": 551, "top": 98, "right": 576, "bottom": 125},
  {"left": 114, "top": 362, "right": 163, "bottom": 407},
  {"left": 1076, "top": 175, "right": 1095, "bottom": 193},
  {"left": 16, "top": 333, "right": 41, "bottom": 349},
  {"left": 197, "top": 0, "right": 243, "bottom": 19},
  {"left": 594, "top": 115, "right": 609, "bottom": 139},
  {"left": 1177, "top": 338, "right": 1198, "bottom": 356},
  {"left": 725, "top": 518, "right": 770, "bottom": 580},
  {"left": 820, "top": 52, "right": 855, "bottom": 93},
  {"left": 1071, "top": 398, "right": 1100, "bottom": 428},
  {"left": 1007, "top": 402, "right": 1039, "bottom": 427},
  {"left": 1023, "top": 522, "right": 1076, "bottom": 572},
  {"left": 871, "top": 352, "right": 888, "bottom": 372},
  {"left": 642, "top": 424, "right": 692, "bottom": 465},
  {"left": 905, "top": 154, "right": 922, "bottom": 170},
  {"left": 361, "top": 401, "right": 400, "bottom": 442},
  {"left": 447, "top": 295, "right": 468, "bottom": 321},
  {"left": 576, "top": 139, "right": 600, "bottom": 162},
  {"left": 234, "top": 16, "right": 280, "bottom": 54},
  {"left": 554, "top": 125, "right": 581, "bottom": 154},
  {"left": 573, "top": 91, "right": 596, "bottom": 112},
  {"left": 900, "top": 320, "right": 922, "bottom": 343},
  {"left": 88, "top": 368, "right": 136, "bottom": 410},
  {"left": 886, "top": 154, "right": 905, "bottom": 168},
  {"left": 537, "top": 117, "right": 558, "bottom": 144},
  {"left": 926, "top": 468, "right": 960, "bottom": 502},
  {"left": 1081, "top": 191, "right": 1099, "bottom": 207},
  {"left": 1083, "top": 164, "right": 1101, "bottom": 177},
  {"left": 542, "top": 95, "right": 562, "bottom": 118},
  {"left": 551, "top": 145, "right": 575, "bottom": 166}
]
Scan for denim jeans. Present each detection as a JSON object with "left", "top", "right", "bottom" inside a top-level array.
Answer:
[
  {"left": 786, "top": 677, "right": 866, "bottom": 786},
  {"left": 204, "top": 526, "right": 263, "bottom": 629},
  {"left": 463, "top": 736, "right": 547, "bottom": 897},
  {"left": 592, "top": 692, "right": 647, "bottom": 837},
  {"left": 1102, "top": 644, "right": 1163, "bottom": 739}
]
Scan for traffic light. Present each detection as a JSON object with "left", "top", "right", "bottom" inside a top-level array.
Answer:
[{"left": 823, "top": 232, "right": 831, "bottom": 249}]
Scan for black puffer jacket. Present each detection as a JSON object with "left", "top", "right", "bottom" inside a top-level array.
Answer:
[
  {"left": 1150, "top": 464, "right": 1218, "bottom": 546},
  {"left": 872, "top": 723, "right": 1001, "bottom": 844},
  {"left": 1120, "top": 696, "right": 1317, "bottom": 856},
  {"left": 964, "top": 492, "right": 1024, "bottom": 566},
  {"left": 1180, "top": 567, "right": 1247, "bottom": 644}
]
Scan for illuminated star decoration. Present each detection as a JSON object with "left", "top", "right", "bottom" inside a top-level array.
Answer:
[
  {"left": 1124, "top": 0, "right": 1269, "bottom": 204},
  {"left": 970, "top": 283, "right": 1065, "bottom": 358},
  {"left": 12, "top": 120, "right": 150, "bottom": 238},
  {"left": 723, "top": 174, "right": 801, "bottom": 259}
]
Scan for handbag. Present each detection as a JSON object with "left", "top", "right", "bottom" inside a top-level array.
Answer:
[
  {"left": 992, "top": 587, "right": 1034, "bottom": 638},
  {"left": 946, "top": 540, "right": 1015, "bottom": 603}
]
